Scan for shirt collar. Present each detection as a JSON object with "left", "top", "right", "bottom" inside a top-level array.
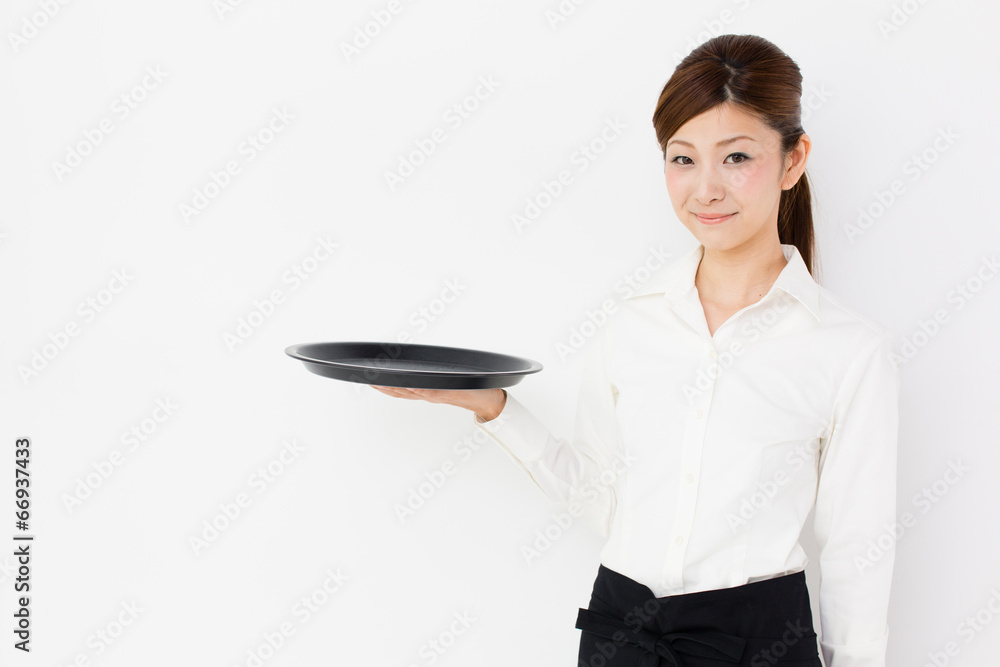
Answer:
[{"left": 624, "top": 242, "right": 821, "bottom": 322}]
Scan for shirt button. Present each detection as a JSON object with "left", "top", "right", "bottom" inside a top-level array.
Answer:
[
  {"left": 693, "top": 408, "right": 704, "bottom": 419},
  {"left": 708, "top": 348, "right": 717, "bottom": 359},
  {"left": 675, "top": 535, "right": 684, "bottom": 545},
  {"left": 685, "top": 473, "right": 694, "bottom": 483}
]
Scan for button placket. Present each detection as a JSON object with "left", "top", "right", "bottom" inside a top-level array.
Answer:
[{"left": 661, "top": 337, "right": 718, "bottom": 593}]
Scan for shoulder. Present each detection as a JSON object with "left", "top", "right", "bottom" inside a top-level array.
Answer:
[
  {"left": 816, "top": 283, "right": 893, "bottom": 338},
  {"left": 815, "top": 284, "right": 899, "bottom": 368}
]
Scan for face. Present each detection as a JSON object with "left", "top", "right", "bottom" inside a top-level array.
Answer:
[{"left": 663, "top": 103, "right": 809, "bottom": 253}]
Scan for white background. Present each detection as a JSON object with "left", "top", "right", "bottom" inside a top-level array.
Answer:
[{"left": 2, "top": 0, "right": 999, "bottom": 665}]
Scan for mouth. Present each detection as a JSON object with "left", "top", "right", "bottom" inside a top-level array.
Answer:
[{"left": 694, "top": 212, "right": 736, "bottom": 225}]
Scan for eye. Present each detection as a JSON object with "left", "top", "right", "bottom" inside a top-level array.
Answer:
[{"left": 668, "top": 153, "right": 750, "bottom": 166}]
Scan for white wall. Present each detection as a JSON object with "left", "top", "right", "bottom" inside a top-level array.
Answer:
[{"left": 2, "top": 0, "right": 998, "bottom": 665}]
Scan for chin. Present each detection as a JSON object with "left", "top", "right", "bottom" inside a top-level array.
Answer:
[{"left": 685, "top": 225, "right": 728, "bottom": 246}]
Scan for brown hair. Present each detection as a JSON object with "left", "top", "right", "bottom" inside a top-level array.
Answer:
[{"left": 652, "top": 34, "right": 816, "bottom": 276}]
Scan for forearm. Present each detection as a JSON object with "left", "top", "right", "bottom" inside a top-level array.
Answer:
[{"left": 473, "top": 388, "right": 507, "bottom": 422}]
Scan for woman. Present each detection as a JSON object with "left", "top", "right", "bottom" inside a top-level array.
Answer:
[{"left": 373, "top": 34, "right": 899, "bottom": 667}]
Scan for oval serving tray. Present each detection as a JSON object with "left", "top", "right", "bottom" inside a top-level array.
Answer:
[{"left": 285, "top": 341, "right": 543, "bottom": 390}]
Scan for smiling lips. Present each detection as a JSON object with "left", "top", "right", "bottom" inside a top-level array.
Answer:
[{"left": 695, "top": 212, "right": 736, "bottom": 225}]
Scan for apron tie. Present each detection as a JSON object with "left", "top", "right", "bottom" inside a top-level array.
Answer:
[{"left": 576, "top": 607, "right": 747, "bottom": 666}]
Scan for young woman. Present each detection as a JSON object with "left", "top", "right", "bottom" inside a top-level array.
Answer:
[{"left": 372, "top": 34, "right": 899, "bottom": 667}]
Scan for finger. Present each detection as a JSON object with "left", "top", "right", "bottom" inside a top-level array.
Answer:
[
  {"left": 373, "top": 384, "right": 426, "bottom": 394},
  {"left": 371, "top": 385, "right": 421, "bottom": 399}
]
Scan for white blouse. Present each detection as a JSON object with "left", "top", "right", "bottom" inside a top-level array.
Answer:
[{"left": 473, "top": 242, "right": 900, "bottom": 667}]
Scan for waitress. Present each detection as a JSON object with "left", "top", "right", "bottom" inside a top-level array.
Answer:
[{"left": 373, "top": 33, "right": 899, "bottom": 667}]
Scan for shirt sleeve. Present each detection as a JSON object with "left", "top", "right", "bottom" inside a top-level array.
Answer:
[
  {"left": 471, "top": 321, "right": 624, "bottom": 538},
  {"left": 813, "top": 331, "right": 901, "bottom": 667}
]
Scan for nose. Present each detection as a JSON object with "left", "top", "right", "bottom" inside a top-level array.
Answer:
[{"left": 693, "top": 165, "right": 726, "bottom": 205}]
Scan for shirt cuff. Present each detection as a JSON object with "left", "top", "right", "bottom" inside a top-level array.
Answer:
[
  {"left": 820, "top": 626, "right": 889, "bottom": 667},
  {"left": 472, "top": 390, "right": 548, "bottom": 464}
]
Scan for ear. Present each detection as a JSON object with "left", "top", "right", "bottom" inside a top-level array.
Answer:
[{"left": 781, "top": 134, "right": 811, "bottom": 190}]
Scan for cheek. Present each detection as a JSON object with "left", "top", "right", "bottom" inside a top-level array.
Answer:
[
  {"left": 664, "top": 170, "right": 685, "bottom": 204},
  {"left": 726, "top": 162, "right": 768, "bottom": 194}
]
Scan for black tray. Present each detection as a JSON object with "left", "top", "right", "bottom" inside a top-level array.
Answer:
[{"left": 285, "top": 341, "right": 543, "bottom": 389}]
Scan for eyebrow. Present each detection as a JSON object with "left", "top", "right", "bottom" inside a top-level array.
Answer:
[{"left": 666, "top": 135, "right": 758, "bottom": 149}]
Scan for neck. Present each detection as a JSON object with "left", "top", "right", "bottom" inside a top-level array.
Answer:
[{"left": 695, "top": 238, "right": 788, "bottom": 306}]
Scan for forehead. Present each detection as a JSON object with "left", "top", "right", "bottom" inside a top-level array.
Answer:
[{"left": 668, "top": 104, "right": 774, "bottom": 148}]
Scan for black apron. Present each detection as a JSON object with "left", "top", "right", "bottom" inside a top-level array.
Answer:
[{"left": 576, "top": 564, "right": 822, "bottom": 666}]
